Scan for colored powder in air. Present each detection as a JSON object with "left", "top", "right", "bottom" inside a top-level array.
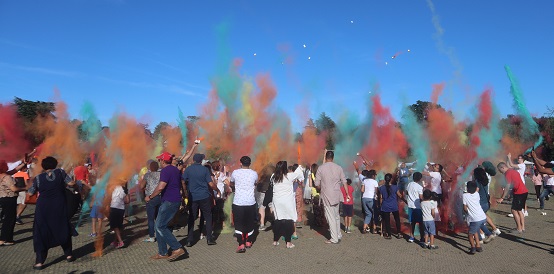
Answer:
[
  {"left": 0, "top": 104, "right": 30, "bottom": 161},
  {"left": 177, "top": 107, "right": 188, "bottom": 154},
  {"left": 80, "top": 101, "right": 102, "bottom": 144},
  {"left": 400, "top": 106, "right": 429, "bottom": 171},
  {"left": 505, "top": 66, "right": 543, "bottom": 152}
]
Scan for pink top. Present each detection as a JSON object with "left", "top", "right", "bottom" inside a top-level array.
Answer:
[{"left": 532, "top": 174, "right": 543, "bottom": 186}]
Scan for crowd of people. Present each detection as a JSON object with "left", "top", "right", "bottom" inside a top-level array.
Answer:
[{"left": 1, "top": 145, "right": 554, "bottom": 269}]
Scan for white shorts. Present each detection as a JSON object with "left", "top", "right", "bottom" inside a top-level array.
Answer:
[{"left": 17, "top": 191, "right": 26, "bottom": 205}]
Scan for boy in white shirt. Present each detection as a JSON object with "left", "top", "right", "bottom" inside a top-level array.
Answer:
[
  {"left": 421, "top": 189, "right": 438, "bottom": 249},
  {"left": 404, "top": 172, "right": 424, "bottom": 243},
  {"left": 463, "top": 181, "right": 491, "bottom": 254}
]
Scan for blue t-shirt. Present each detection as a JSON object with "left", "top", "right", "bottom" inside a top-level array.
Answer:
[
  {"left": 182, "top": 163, "right": 212, "bottom": 202},
  {"left": 160, "top": 165, "right": 182, "bottom": 203},
  {"left": 379, "top": 184, "right": 399, "bottom": 212}
]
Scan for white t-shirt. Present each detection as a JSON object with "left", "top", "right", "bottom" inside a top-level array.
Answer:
[
  {"left": 359, "top": 174, "right": 378, "bottom": 199},
  {"left": 231, "top": 169, "right": 258, "bottom": 206},
  {"left": 405, "top": 181, "right": 424, "bottom": 209},
  {"left": 215, "top": 172, "right": 227, "bottom": 199},
  {"left": 111, "top": 186, "right": 126, "bottom": 210},
  {"left": 516, "top": 163, "right": 526, "bottom": 183},
  {"left": 462, "top": 192, "right": 486, "bottom": 223},
  {"left": 429, "top": 171, "right": 442, "bottom": 194},
  {"left": 546, "top": 176, "right": 554, "bottom": 186},
  {"left": 421, "top": 200, "right": 437, "bottom": 221}
]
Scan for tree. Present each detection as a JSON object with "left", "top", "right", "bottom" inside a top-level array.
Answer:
[
  {"left": 315, "top": 112, "right": 336, "bottom": 149},
  {"left": 12, "top": 97, "right": 56, "bottom": 147},
  {"left": 13, "top": 97, "right": 55, "bottom": 122},
  {"left": 153, "top": 122, "right": 169, "bottom": 140},
  {"left": 408, "top": 100, "right": 442, "bottom": 122}
]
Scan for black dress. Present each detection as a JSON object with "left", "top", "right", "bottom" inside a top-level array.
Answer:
[{"left": 29, "top": 169, "right": 74, "bottom": 261}]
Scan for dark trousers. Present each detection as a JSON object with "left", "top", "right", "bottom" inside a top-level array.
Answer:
[
  {"left": 0, "top": 197, "right": 17, "bottom": 242},
  {"left": 187, "top": 198, "right": 213, "bottom": 242},
  {"left": 535, "top": 185, "right": 542, "bottom": 200},
  {"left": 273, "top": 219, "right": 294, "bottom": 242},
  {"left": 232, "top": 204, "right": 257, "bottom": 245},
  {"left": 381, "top": 210, "right": 400, "bottom": 237},
  {"left": 36, "top": 237, "right": 72, "bottom": 264}
]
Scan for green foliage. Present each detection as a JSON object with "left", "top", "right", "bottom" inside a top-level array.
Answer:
[
  {"left": 408, "top": 100, "right": 442, "bottom": 122},
  {"left": 153, "top": 122, "right": 169, "bottom": 140},
  {"left": 315, "top": 112, "right": 336, "bottom": 149}
]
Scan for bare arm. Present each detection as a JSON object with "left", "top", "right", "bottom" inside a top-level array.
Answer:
[
  {"left": 506, "top": 153, "right": 516, "bottom": 169},
  {"left": 531, "top": 151, "right": 554, "bottom": 175},
  {"left": 180, "top": 143, "right": 199, "bottom": 163},
  {"left": 145, "top": 181, "right": 167, "bottom": 202}
]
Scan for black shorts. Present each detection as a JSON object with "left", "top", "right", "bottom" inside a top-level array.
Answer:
[
  {"left": 342, "top": 204, "right": 353, "bottom": 217},
  {"left": 511, "top": 193, "right": 528, "bottom": 211},
  {"left": 109, "top": 208, "right": 125, "bottom": 229}
]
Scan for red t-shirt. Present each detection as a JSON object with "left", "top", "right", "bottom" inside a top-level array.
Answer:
[
  {"left": 505, "top": 169, "right": 528, "bottom": 195},
  {"left": 73, "top": 166, "right": 89, "bottom": 183},
  {"left": 341, "top": 185, "right": 354, "bottom": 205}
]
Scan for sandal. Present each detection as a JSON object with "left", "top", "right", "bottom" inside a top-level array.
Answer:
[
  {"left": 66, "top": 256, "right": 75, "bottom": 262},
  {"left": 0, "top": 242, "right": 15, "bottom": 246},
  {"left": 286, "top": 243, "right": 295, "bottom": 249}
]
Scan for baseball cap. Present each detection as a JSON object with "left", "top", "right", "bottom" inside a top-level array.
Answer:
[
  {"left": 193, "top": 153, "right": 205, "bottom": 163},
  {"left": 156, "top": 152, "right": 173, "bottom": 162}
]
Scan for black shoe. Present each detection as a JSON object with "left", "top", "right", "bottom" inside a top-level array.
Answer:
[
  {"left": 16, "top": 218, "right": 23, "bottom": 225},
  {"left": 207, "top": 240, "right": 217, "bottom": 245},
  {"left": 185, "top": 242, "right": 193, "bottom": 248},
  {"left": 33, "top": 264, "right": 44, "bottom": 270}
]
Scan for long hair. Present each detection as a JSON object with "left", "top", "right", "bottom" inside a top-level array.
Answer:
[
  {"left": 384, "top": 173, "right": 393, "bottom": 197},
  {"left": 273, "top": 161, "right": 288, "bottom": 183},
  {"left": 473, "top": 167, "right": 489, "bottom": 186},
  {"left": 310, "top": 163, "right": 318, "bottom": 174}
]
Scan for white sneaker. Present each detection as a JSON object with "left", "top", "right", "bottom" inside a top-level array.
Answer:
[
  {"left": 507, "top": 213, "right": 514, "bottom": 217},
  {"left": 523, "top": 210, "right": 529, "bottom": 217},
  {"left": 483, "top": 234, "right": 496, "bottom": 244},
  {"left": 493, "top": 229, "right": 501, "bottom": 236}
]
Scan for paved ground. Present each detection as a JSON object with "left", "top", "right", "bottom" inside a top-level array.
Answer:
[{"left": 1, "top": 181, "right": 553, "bottom": 274}]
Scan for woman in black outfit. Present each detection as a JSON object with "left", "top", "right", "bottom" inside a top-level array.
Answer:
[{"left": 28, "top": 156, "right": 76, "bottom": 270}]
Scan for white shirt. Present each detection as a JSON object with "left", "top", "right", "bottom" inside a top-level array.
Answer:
[
  {"left": 421, "top": 200, "right": 437, "bottom": 221},
  {"left": 215, "top": 172, "right": 227, "bottom": 199},
  {"left": 231, "top": 169, "right": 258, "bottom": 206},
  {"left": 405, "top": 181, "right": 424, "bottom": 209},
  {"left": 111, "top": 186, "right": 126, "bottom": 210},
  {"left": 359, "top": 174, "right": 378, "bottom": 199},
  {"left": 463, "top": 192, "right": 487, "bottom": 223},
  {"left": 429, "top": 171, "right": 442, "bottom": 194},
  {"left": 516, "top": 163, "right": 526, "bottom": 183},
  {"left": 546, "top": 176, "right": 554, "bottom": 186}
]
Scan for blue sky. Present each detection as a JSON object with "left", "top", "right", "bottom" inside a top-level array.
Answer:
[{"left": 1, "top": 0, "right": 552, "bottom": 131}]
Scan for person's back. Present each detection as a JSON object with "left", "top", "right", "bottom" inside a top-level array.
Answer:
[
  {"left": 316, "top": 161, "right": 345, "bottom": 205},
  {"left": 406, "top": 181, "right": 423, "bottom": 209},
  {"left": 463, "top": 190, "right": 486, "bottom": 223},
  {"left": 379, "top": 184, "right": 399, "bottom": 212},
  {"left": 231, "top": 168, "right": 258, "bottom": 206},
  {"left": 183, "top": 163, "right": 211, "bottom": 202}
]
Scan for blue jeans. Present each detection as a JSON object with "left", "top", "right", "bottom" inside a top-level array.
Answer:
[
  {"left": 155, "top": 201, "right": 182, "bottom": 255},
  {"left": 146, "top": 195, "right": 161, "bottom": 238},
  {"left": 469, "top": 219, "right": 491, "bottom": 238},
  {"left": 361, "top": 198, "right": 374, "bottom": 225},
  {"left": 539, "top": 186, "right": 554, "bottom": 209}
]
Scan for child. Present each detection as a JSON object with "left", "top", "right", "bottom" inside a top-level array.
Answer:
[
  {"left": 463, "top": 181, "right": 490, "bottom": 254},
  {"left": 110, "top": 184, "right": 129, "bottom": 249},
  {"left": 89, "top": 190, "right": 104, "bottom": 237},
  {"left": 421, "top": 189, "right": 438, "bottom": 249},
  {"left": 341, "top": 179, "right": 354, "bottom": 233},
  {"left": 404, "top": 172, "right": 424, "bottom": 243}
]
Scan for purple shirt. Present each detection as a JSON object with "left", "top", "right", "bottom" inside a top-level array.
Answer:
[{"left": 160, "top": 165, "right": 182, "bottom": 203}]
